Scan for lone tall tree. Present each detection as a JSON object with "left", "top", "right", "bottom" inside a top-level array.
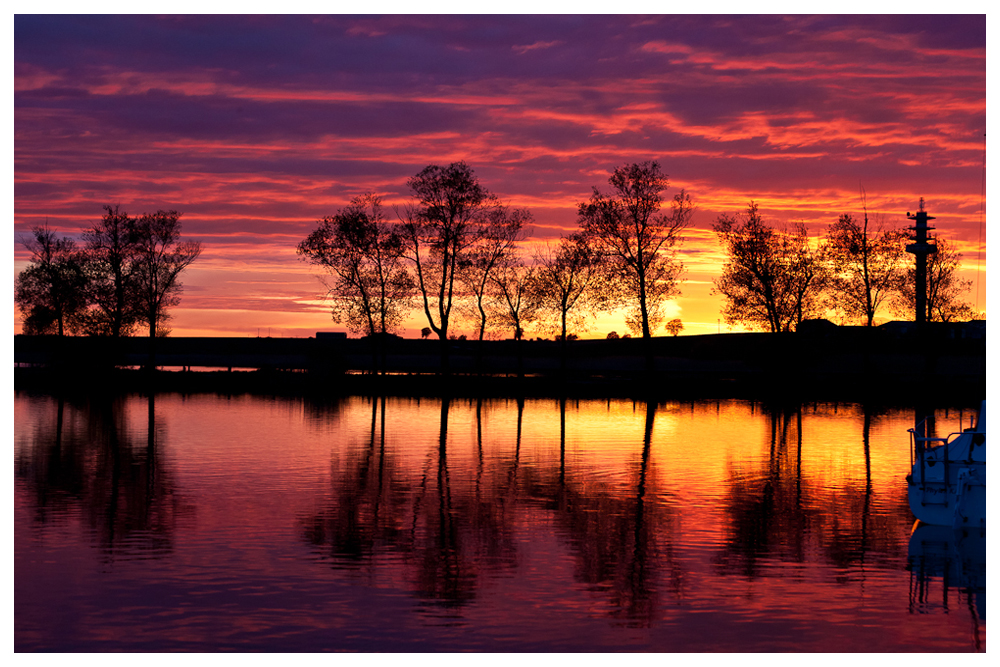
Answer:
[
  {"left": 15, "top": 226, "right": 91, "bottom": 335},
  {"left": 82, "top": 204, "right": 142, "bottom": 337},
  {"left": 712, "top": 201, "right": 827, "bottom": 332},
  {"left": 131, "top": 210, "right": 201, "bottom": 338},
  {"left": 298, "top": 193, "right": 414, "bottom": 336},
  {"left": 578, "top": 161, "right": 692, "bottom": 338}
]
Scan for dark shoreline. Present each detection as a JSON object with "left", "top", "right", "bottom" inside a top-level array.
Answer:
[
  {"left": 15, "top": 323, "right": 985, "bottom": 404},
  {"left": 12, "top": 366, "right": 985, "bottom": 406}
]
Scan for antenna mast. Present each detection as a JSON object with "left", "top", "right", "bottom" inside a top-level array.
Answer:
[{"left": 905, "top": 198, "right": 937, "bottom": 325}]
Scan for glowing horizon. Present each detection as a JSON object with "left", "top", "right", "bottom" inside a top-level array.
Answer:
[{"left": 13, "top": 14, "right": 987, "bottom": 339}]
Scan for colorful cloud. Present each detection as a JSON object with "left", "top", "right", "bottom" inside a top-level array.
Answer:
[{"left": 13, "top": 14, "right": 987, "bottom": 337}]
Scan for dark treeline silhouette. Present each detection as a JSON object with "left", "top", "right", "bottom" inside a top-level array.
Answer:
[
  {"left": 299, "top": 161, "right": 692, "bottom": 345},
  {"left": 712, "top": 198, "right": 980, "bottom": 332},
  {"left": 17, "top": 170, "right": 981, "bottom": 350},
  {"left": 12, "top": 322, "right": 985, "bottom": 405},
  {"left": 15, "top": 206, "right": 201, "bottom": 338},
  {"left": 299, "top": 166, "right": 981, "bottom": 345}
]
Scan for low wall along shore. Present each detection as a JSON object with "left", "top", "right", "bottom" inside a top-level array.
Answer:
[{"left": 14, "top": 321, "right": 985, "bottom": 402}]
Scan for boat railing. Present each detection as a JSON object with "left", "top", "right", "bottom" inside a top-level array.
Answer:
[
  {"left": 909, "top": 412, "right": 980, "bottom": 508},
  {"left": 910, "top": 423, "right": 949, "bottom": 506},
  {"left": 907, "top": 403, "right": 984, "bottom": 520},
  {"left": 909, "top": 428, "right": 970, "bottom": 467},
  {"left": 908, "top": 411, "right": 977, "bottom": 464}
]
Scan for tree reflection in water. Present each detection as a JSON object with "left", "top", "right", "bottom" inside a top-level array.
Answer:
[
  {"left": 301, "top": 395, "right": 413, "bottom": 571},
  {"left": 14, "top": 392, "right": 188, "bottom": 561},
  {"left": 302, "top": 395, "right": 524, "bottom": 610},
  {"left": 16, "top": 392, "right": 977, "bottom": 651},
  {"left": 417, "top": 395, "right": 477, "bottom": 606},
  {"left": 534, "top": 398, "right": 683, "bottom": 626},
  {"left": 299, "top": 396, "right": 944, "bottom": 631},
  {"left": 714, "top": 402, "right": 910, "bottom": 580},
  {"left": 306, "top": 395, "right": 687, "bottom": 625}
]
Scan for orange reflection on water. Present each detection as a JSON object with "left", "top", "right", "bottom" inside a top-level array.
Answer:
[{"left": 15, "top": 392, "right": 982, "bottom": 651}]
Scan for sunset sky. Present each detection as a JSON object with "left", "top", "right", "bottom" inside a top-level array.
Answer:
[{"left": 12, "top": 11, "right": 988, "bottom": 338}]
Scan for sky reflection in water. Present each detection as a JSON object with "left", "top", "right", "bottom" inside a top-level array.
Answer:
[{"left": 14, "top": 392, "right": 985, "bottom": 651}]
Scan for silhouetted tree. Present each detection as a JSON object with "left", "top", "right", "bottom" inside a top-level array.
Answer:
[
  {"left": 578, "top": 161, "right": 692, "bottom": 338},
  {"left": 15, "top": 226, "right": 91, "bottom": 335},
  {"left": 825, "top": 200, "right": 906, "bottom": 326},
  {"left": 712, "top": 202, "right": 827, "bottom": 332},
  {"left": 490, "top": 260, "right": 538, "bottom": 341},
  {"left": 665, "top": 318, "right": 683, "bottom": 336},
  {"left": 400, "top": 162, "right": 499, "bottom": 343},
  {"left": 298, "top": 193, "right": 414, "bottom": 336},
  {"left": 529, "top": 232, "right": 609, "bottom": 341},
  {"left": 81, "top": 204, "right": 142, "bottom": 337},
  {"left": 894, "top": 238, "right": 980, "bottom": 322},
  {"left": 460, "top": 202, "right": 530, "bottom": 340},
  {"left": 131, "top": 210, "right": 201, "bottom": 339}
]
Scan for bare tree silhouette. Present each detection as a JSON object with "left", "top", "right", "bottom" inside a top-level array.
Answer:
[
  {"left": 15, "top": 227, "right": 91, "bottom": 335},
  {"left": 825, "top": 194, "right": 907, "bottom": 326},
  {"left": 298, "top": 193, "right": 414, "bottom": 337},
  {"left": 578, "top": 161, "right": 692, "bottom": 338},
  {"left": 131, "top": 210, "right": 201, "bottom": 340},
  {"left": 81, "top": 205, "right": 143, "bottom": 337},
  {"left": 712, "top": 202, "right": 827, "bottom": 332},
  {"left": 529, "top": 232, "right": 610, "bottom": 342}
]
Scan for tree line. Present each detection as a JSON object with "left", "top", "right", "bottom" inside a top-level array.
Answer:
[
  {"left": 299, "top": 162, "right": 979, "bottom": 341},
  {"left": 298, "top": 160, "right": 693, "bottom": 343},
  {"left": 712, "top": 196, "right": 980, "bottom": 332},
  {"left": 16, "top": 162, "right": 979, "bottom": 341},
  {"left": 15, "top": 207, "right": 201, "bottom": 338}
]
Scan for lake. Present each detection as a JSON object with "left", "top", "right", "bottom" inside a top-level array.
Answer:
[{"left": 14, "top": 390, "right": 985, "bottom": 652}]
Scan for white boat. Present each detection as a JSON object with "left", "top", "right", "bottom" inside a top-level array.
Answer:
[{"left": 907, "top": 401, "right": 986, "bottom": 527}]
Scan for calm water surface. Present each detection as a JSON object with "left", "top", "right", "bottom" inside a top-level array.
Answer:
[{"left": 14, "top": 391, "right": 985, "bottom": 651}]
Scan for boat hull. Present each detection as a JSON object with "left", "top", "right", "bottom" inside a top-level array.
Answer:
[{"left": 907, "top": 431, "right": 986, "bottom": 528}]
